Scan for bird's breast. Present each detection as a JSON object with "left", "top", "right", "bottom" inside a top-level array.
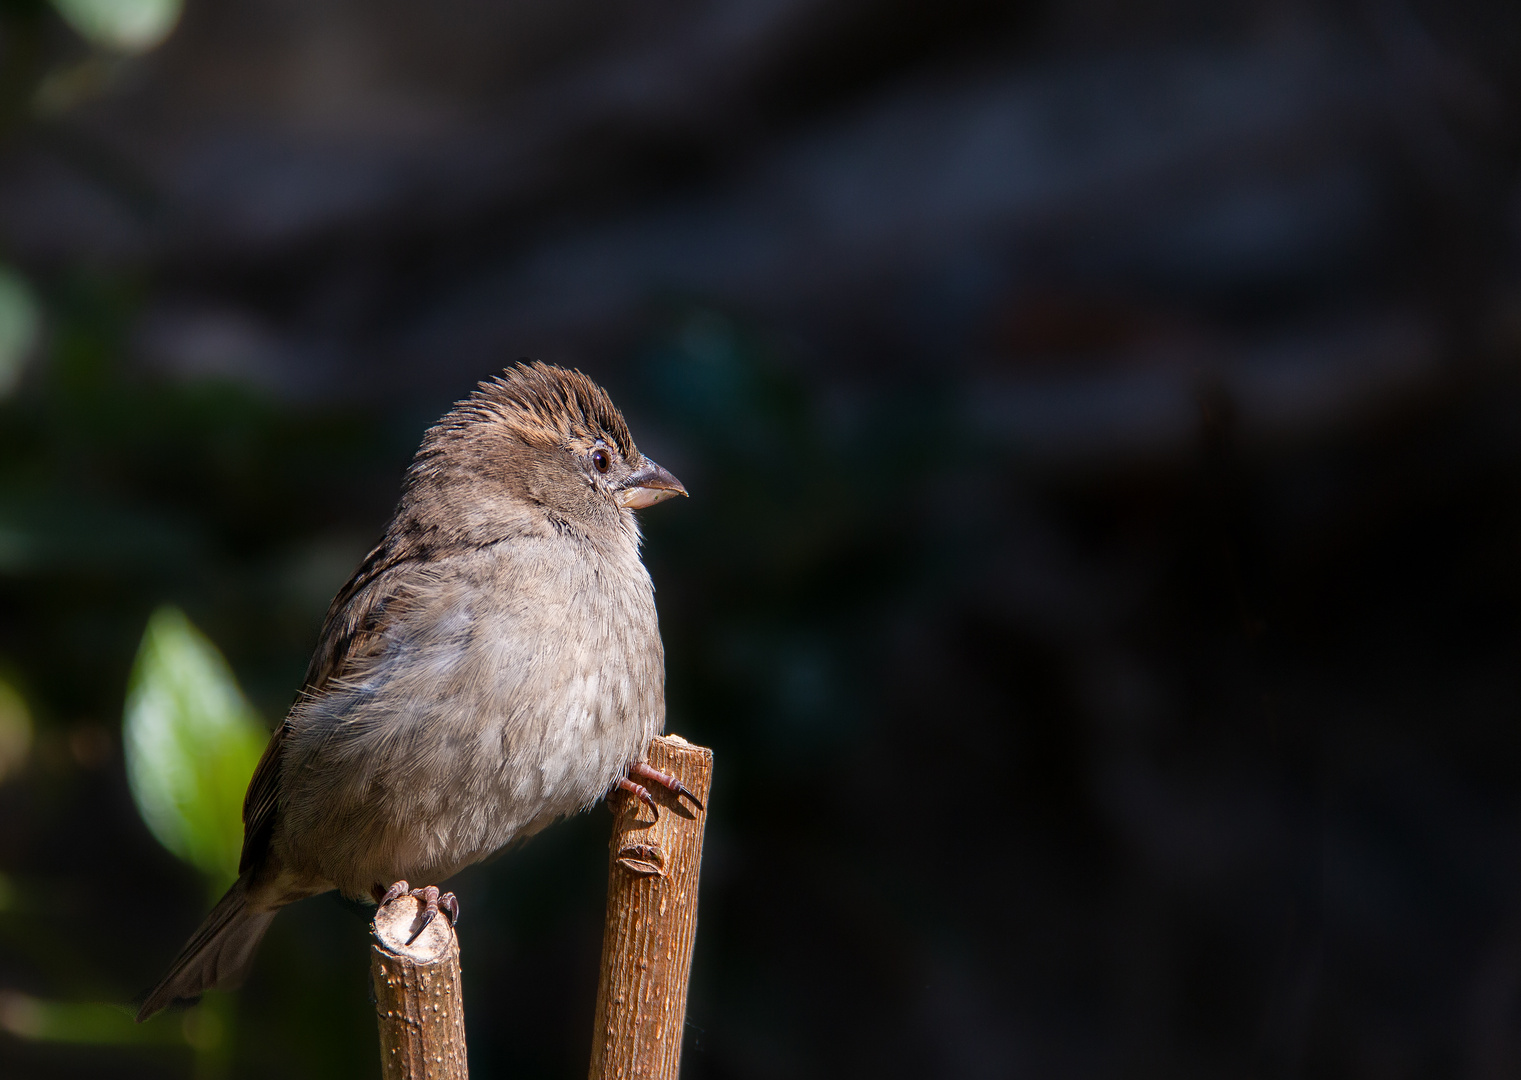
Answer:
[
  {"left": 277, "top": 532, "right": 665, "bottom": 891},
  {"left": 441, "top": 536, "right": 665, "bottom": 812}
]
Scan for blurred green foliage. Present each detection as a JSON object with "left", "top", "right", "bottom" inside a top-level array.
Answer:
[
  {"left": 124, "top": 606, "right": 266, "bottom": 895},
  {"left": 0, "top": 265, "right": 39, "bottom": 399},
  {"left": 0, "top": 993, "right": 183, "bottom": 1045},
  {"left": 0, "top": 675, "right": 32, "bottom": 783},
  {"left": 0, "top": 268, "right": 395, "bottom": 1076},
  {"left": 48, "top": 0, "right": 182, "bottom": 53}
]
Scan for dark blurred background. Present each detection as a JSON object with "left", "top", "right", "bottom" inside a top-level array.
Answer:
[{"left": 3, "top": 0, "right": 1521, "bottom": 1076}]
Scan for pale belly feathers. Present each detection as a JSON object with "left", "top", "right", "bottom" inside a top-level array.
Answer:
[{"left": 272, "top": 534, "right": 664, "bottom": 896}]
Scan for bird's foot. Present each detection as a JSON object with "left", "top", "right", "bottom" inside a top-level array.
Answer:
[
  {"left": 631, "top": 760, "right": 705, "bottom": 812},
  {"left": 615, "top": 761, "right": 705, "bottom": 820},
  {"left": 616, "top": 777, "right": 658, "bottom": 817},
  {"left": 372, "top": 880, "right": 459, "bottom": 944}
]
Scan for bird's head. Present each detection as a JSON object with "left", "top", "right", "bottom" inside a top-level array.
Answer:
[{"left": 399, "top": 362, "right": 686, "bottom": 546}]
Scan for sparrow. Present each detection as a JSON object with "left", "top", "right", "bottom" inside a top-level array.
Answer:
[{"left": 137, "top": 362, "right": 692, "bottom": 1021}]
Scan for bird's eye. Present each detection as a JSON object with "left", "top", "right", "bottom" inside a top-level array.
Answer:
[{"left": 591, "top": 449, "right": 611, "bottom": 474}]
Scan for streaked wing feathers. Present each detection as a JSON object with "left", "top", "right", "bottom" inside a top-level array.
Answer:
[{"left": 238, "top": 537, "right": 419, "bottom": 876}]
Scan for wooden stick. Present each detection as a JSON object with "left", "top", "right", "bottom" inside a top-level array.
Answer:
[
  {"left": 589, "top": 734, "right": 714, "bottom": 1080},
  {"left": 371, "top": 893, "right": 470, "bottom": 1080}
]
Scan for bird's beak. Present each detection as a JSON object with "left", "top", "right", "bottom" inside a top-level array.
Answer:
[{"left": 616, "top": 458, "right": 688, "bottom": 509}]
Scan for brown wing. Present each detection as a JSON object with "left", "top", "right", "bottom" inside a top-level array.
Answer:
[{"left": 238, "top": 536, "right": 420, "bottom": 876}]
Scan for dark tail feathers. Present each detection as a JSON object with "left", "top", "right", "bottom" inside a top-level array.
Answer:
[{"left": 136, "top": 874, "right": 277, "bottom": 1022}]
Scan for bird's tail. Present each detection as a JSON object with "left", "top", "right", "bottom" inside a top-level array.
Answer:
[{"left": 136, "top": 874, "right": 277, "bottom": 1022}]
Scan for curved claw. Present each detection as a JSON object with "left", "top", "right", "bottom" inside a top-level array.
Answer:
[
  {"left": 617, "top": 777, "right": 659, "bottom": 819},
  {"left": 373, "top": 880, "right": 458, "bottom": 944},
  {"left": 628, "top": 761, "right": 706, "bottom": 812},
  {"left": 377, "top": 880, "right": 410, "bottom": 906},
  {"left": 667, "top": 778, "right": 705, "bottom": 812},
  {"left": 406, "top": 886, "right": 441, "bottom": 945}
]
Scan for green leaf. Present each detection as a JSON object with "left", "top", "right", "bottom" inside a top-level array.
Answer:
[
  {"left": 49, "top": 0, "right": 183, "bottom": 54},
  {"left": 123, "top": 606, "right": 267, "bottom": 890}
]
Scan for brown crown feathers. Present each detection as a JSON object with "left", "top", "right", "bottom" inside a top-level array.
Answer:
[{"left": 393, "top": 362, "right": 668, "bottom": 546}]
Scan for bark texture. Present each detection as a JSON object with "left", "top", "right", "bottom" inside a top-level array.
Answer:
[
  {"left": 589, "top": 734, "right": 713, "bottom": 1080},
  {"left": 371, "top": 894, "right": 469, "bottom": 1080}
]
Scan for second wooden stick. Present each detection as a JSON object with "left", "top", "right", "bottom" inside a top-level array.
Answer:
[{"left": 588, "top": 734, "right": 713, "bottom": 1080}]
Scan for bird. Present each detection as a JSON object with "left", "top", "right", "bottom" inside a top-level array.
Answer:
[{"left": 137, "top": 361, "right": 692, "bottom": 1022}]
